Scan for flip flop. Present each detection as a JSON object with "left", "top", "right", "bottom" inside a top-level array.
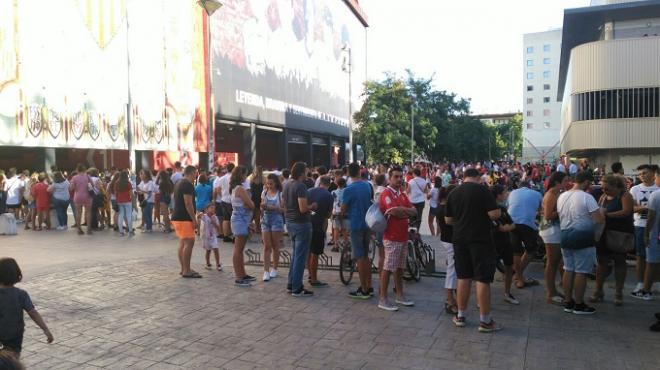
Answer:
[
  {"left": 182, "top": 272, "right": 202, "bottom": 278},
  {"left": 523, "top": 278, "right": 540, "bottom": 287},
  {"left": 547, "top": 295, "right": 564, "bottom": 305}
]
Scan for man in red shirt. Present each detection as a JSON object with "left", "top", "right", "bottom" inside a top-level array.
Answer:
[
  {"left": 378, "top": 166, "right": 417, "bottom": 311},
  {"left": 32, "top": 173, "right": 51, "bottom": 230}
]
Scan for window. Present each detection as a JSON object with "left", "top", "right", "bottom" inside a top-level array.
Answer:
[
  {"left": 527, "top": 98, "right": 533, "bottom": 104},
  {"left": 527, "top": 123, "right": 534, "bottom": 129},
  {"left": 544, "top": 84, "right": 551, "bottom": 90},
  {"left": 527, "top": 73, "right": 534, "bottom": 80},
  {"left": 527, "top": 59, "right": 534, "bottom": 66},
  {"left": 543, "top": 109, "right": 551, "bottom": 116},
  {"left": 543, "top": 44, "right": 551, "bottom": 52},
  {"left": 544, "top": 122, "right": 551, "bottom": 129},
  {"left": 543, "top": 58, "right": 551, "bottom": 65},
  {"left": 526, "top": 110, "right": 533, "bottom": 117},
  {"left": 543, "top": 71, "right": 550, "bottom": 79},
  {"left": 527, "top": 46, "right": 534, "bottom": 54},
  {"left": 570, "top": 87, "right": 660, "bottom": 121},
  {"left": 527, "top": 85, "right": 534, "bottom": 92},
  {"left": 544, "top": 97, "right": 551, "bottom": 103}
]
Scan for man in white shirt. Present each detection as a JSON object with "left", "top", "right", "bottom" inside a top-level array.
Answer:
[
  {"left": 568, "top": 161, "right": 578, "bottom": 176},
  {"left": 557, "top": 171, "right": 604, "bottom": 315},
  {"left": 170, "top": 161, "right": 184, "bottom": 185},
  {"left": 3, "top": 168, "right": 25, "bottom": 221},
  {"left": 406, "top": 168, "right": 428, "bottom": 229},
  {"left": 631, "top": 164, "right": 660, "bottom": 298},
  {"left": 556, "top": 162, "right": 566, "bottom": 174},
  {"left": 213, "top": 163, "right": 235, "bottom": 242}
]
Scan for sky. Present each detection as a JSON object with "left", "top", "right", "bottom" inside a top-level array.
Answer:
[{"left": 359, "top": 0, "right": 591, "bottom": 114}]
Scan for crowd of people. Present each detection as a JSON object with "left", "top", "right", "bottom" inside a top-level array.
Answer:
[{"left": 3, "top": 156, "right": 660, "bottom": 361}]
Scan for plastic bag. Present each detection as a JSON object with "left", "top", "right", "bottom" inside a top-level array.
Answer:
[
  {"left": 0, "top": 213, "right": 18, "bottom": 235},
  {"left": 365, "top": 202, "right": 387, "bottom": 233}
]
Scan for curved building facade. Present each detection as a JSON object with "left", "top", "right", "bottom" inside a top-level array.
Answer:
[{"left": 558, "top": 0, "right": 660, "bottom": 171}]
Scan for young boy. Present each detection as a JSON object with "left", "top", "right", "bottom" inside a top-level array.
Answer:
[
  {"left": 330, "top": 178, "right": 349, "bottom": 252},
  {"left": 31, "top": 174, "right": 50, "bottom": 231}
]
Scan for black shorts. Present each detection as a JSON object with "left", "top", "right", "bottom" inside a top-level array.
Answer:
[
  {"left": 215, "top": 202, "right": 223, "bottom": 220},
  {"left": 511, "top": 224, "right": 540, "bottom": 255},
  {"left": 429, "top": 207, "right": 438, "bottom": 217},
  {"left": 221, "top": 202, "right": 233, "bottom": 221},
  {"left": 453, "top": 242, "right": 496, "bottom": 283},
  {"left": 6, "top": 203, "right": 21, "bottom": 210},
  {"left": 494, "top": 239, "right": 514, "bottom": 266},
  {"left": 310, "top": 225, "right": 326, "bottom": 255}
]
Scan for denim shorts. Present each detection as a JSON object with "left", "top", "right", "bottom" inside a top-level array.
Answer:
[
  {"left": 562, "top": 247, "right": 596, "bottom": 274},
  {"left": 350, "top": 229, "right": 371, "bottom": 259},
  {"left": 261, "top": 212, "right": 284, "bottom": 232},
  {"left": 635, "top": 226, "right": 646, "bottom": 258},
  {"left": 230, "top": 209, "right": 253, "bottom": 236}
]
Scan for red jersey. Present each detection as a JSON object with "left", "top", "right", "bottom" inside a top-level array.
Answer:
[
  {"left": 379, "top": 187, "right": 413, "bottom": 242},
  {"left": 114, "top": 182, "right": 133, "bottom": 203},
  {"left": 32, "top": 182, "right": 50, "bottom": 209}
]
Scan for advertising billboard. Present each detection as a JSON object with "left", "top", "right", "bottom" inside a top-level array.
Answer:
[
  {"left": 0, "top": 0, "right": 207, "bottom": 152},
  {"left": 211, "top": 0, "right": 367, "bottom": 137}
]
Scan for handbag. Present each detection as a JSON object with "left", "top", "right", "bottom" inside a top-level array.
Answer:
[{"left": 605, "top": 230, "right": 635, "bottom": 254}]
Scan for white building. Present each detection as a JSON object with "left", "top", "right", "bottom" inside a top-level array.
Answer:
[
  {"left": 522, "top": 29, "right": 562, "bottom": 163},
  {"left": 558, "top": 0, "right": 660, "bottom": 173}
]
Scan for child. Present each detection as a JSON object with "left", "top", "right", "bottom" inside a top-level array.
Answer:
[
  {"left": 31, "top": 173, "right": 51, "bottom": 231},
  {"left": 200, "top": 203, "right": 222, "bottom": 271},
  {"left": 0, "top": 258, "right": 53, "bottom": 357},
  {"left": 330, "top": 178, "right": 349, "bottom": 252}
]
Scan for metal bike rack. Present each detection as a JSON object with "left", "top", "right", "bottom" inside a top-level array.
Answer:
[
  {"left": 279, "top": 250, "right": 292, "bottom": 267},
  {"left": 245, "top": 249, "right": 261, "bottom": 264}
]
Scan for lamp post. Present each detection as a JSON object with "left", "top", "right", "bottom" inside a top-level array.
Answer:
[
  {"left": 197, "top": 0, "right": 223, "bottom": 172},
  {"left": 410, "top": 101, "right": 414, "bottom": 165},
  {"left": 342, "top": 44, "right": 353, "bottom": 164}
]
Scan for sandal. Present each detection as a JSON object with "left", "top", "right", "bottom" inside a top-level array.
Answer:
[
  {"left": 182, "top": 272, "right": 202, "bottom": 278},
  {"left": 588, "top": 292, "right": 604, "bottom": 303},
  {"left": 547, "top": 295, "right": 565, "bottom": 305},
  {"left": 444, "top": 303, "right": 458, "bottom": 315},
  {"left": 614, "top": 293, "right": 623, "bottom": 306}
]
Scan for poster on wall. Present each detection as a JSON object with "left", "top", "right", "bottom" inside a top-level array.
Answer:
[
  {"left": 0, "top": 0, "right": 207, "bottom": 152},
  {"left": 211, "top": 0, "right": 366, "bottom": 137}
]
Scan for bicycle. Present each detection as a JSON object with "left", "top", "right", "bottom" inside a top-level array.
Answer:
[{"left": 404, "top": 225, "right": 427, "bottom": 282}]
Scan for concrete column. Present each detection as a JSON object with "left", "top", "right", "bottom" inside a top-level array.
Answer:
[
  {"left": 282, "top": 129, "right": 289, "bottom": 170},
  {"left": 41, "top": 148, "right": 56, "bottom": 173},
  {"left": 308, "top": 132, "right": 313, "bottom": 167},
  {"left": 250, "top": 123, "right": 256, "bottom": 171}
]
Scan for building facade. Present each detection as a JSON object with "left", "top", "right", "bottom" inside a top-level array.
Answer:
[
  {"left": 0, "top": 0, "right": 368, "bottom": 172},
  {"left": 558, "top": 0, "right": 660, "bottom": 173},
  {"left": 473, "top": 112, "right": 518, "bottom": 126},
  {"left": 522, "top": 29, "right": 562, "bottom": 163}
]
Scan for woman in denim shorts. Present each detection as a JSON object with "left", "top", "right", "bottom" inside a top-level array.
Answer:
[
  {"left": 229, "top": 166, "right": 255, "bottom": 286},
  {"left": 261, "top": 174, "right": 284, "bottom": 281}
]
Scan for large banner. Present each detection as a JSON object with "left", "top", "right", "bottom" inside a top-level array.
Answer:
[
  {"left": 211, "top": 0, "right": 366, "bottom": 137},
  {"left": 0, "top": 0, "right": 207, "bottom": 152}
]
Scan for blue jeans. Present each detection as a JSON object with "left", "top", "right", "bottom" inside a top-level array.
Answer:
[
  {"left": 52, "top": 198, "right": 69, "bottom": 228},
  {"left": 143, "top": 202, "right": 154, "bottom": 231},
  {"left": 118, "top": 202, "right": 133, "bottom": 233},
  {"left": 635, "top": 226, "right": 646, "bottom": 259},
  {"left": 287, "top": 221, "right": 312, "bottom": 292}
]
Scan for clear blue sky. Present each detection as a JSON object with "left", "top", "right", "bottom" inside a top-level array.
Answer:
[{"left": 360, "top": 0, "right": 591, "bottom": 114}]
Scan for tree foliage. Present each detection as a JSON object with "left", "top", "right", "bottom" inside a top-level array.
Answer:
[{"left": 354, "top": 72, "right": 522, "bottom": 163}]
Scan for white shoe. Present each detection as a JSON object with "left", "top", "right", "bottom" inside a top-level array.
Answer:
[
  {"left": 263, "top": 271, "right": 271, "bottom": 282},
  {"left": 269, "top": 269, "right": 278, "bottom": 278}
]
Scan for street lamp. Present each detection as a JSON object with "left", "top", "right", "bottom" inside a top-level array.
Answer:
[
  {"left": 410, "top": 96, "right": 416, "bottom": 165},
  {"left": 197, "top": 0, "right": 223, "bottom": 172},
  {"left": 341, "top": 44, "right": 353, "bottom": 164}
]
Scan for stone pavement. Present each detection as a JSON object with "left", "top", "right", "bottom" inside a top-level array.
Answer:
[{"left": 3, "top": 227, "right": 660, "bottom": 370}]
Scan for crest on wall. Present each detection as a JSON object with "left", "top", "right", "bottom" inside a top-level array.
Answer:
[{"left": 76, "top": 0, "right": 125, "bottom": 49}]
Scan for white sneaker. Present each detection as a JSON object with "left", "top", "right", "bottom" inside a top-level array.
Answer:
[
  {"left": 504, "top": 293, "right": 520, "bottom": 305},
  {"left": 56, "top": 226, "right": 64, "bottom": 231},
  {"left": 269, "top": 269, "right": 278, "bottom": 278},
  {"left": 395, "top": 296, "right": 414, "bottom": 307},
  {"left": 263, "top": 271, "right": 271, "bottom": 282},
  {"left": 633, "top": 283, "right": 644, "bottom": 294}
]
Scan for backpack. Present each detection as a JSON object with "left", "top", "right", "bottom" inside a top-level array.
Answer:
[
  {"left": 365, "top": 201, "right": 387, "bottom": 233},
  {"left": 0, "top": 288, "right": 22, "bottom": 340}
]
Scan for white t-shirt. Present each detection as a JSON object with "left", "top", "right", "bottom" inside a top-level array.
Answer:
[
  {"left": 408, "top": 176, "right": 427, "bottom": 204},
  {"left": 212, "top": 176, "right": 223, "bottom": 203},
  {"left": 138, "top": 180, "right": 156, "bottom": 203},
  {"left": 219, "top": 173, "right": 231, "bottom": 203},
  {"left": 647, "top": 190, "right": 660, "bottom": 243},
  {"left": 630, "top": 183, "right": 659, "bottom": 227},
  {"left": 429, "top": 187, "right": 440, "bottom": 208},
  {"left": 569, "top": 163, "right": 578, "bottom": 174},
  {"left": 171, "top": 171, "right": 183, "bottom": 185},
  {"left": 557, "top": 190, "right": 600, "bottom": 230},
  {"left": 4, "top": 177, "right": 25, "bottom": 205},
  {"left": 557, "top": 164, "right": 566, "bottom": 173}
]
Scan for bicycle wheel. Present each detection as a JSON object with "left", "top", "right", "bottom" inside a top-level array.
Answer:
[
  {"left": 406, "top": 241, "right": 421, "bottom": 282},
  {"left": 415, "top": 241, "right": 429, "bottom": 269},
  {"left": 339, "top": 246, "right": 354, "bottom": 285}
]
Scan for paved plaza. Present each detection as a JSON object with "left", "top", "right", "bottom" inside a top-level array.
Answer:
[{"left": 3, "top": 223, "right": 660, "bottom": 370}]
